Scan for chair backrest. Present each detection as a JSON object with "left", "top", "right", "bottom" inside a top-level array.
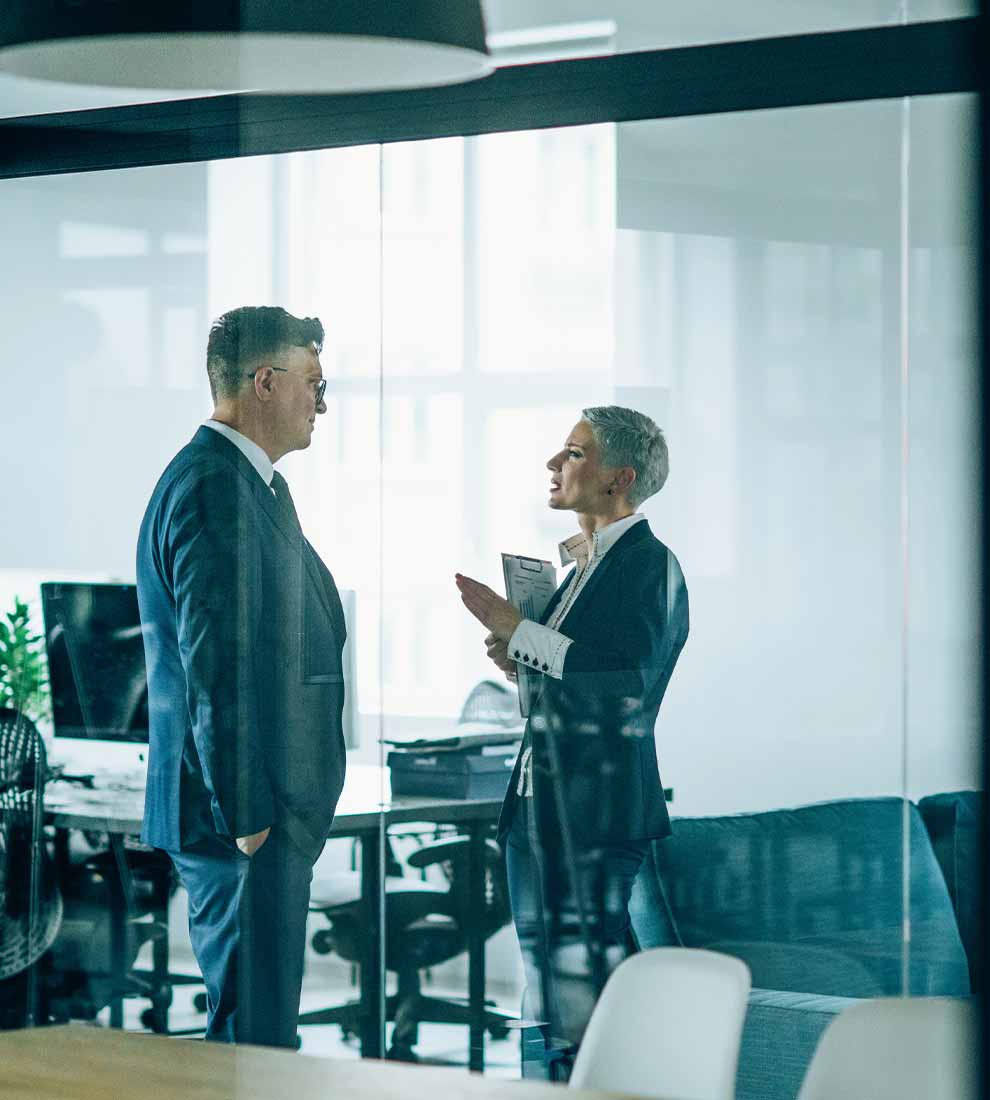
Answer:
[
  {"left": 569, "top": 947, "right": 752, "bottom": 1100},
  {"left": 407, "top": 835, "right": 511, "bottom": 940},
  {"left": 457, "top": 679, "right": 520, "bottom": 726},
  {"left": 797, "top": 996, "right": 978, "bottom": 1100},
  {"left": 0, "top": 708, "right": 62, "bottom": 984}
]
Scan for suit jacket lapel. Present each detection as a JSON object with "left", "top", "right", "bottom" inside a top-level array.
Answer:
[
  {"left": 258, "top": 483, "right": 338, "bottom": 622},
  {"left": 525, "top": 522, "right": 651, "bottom": 720},
  {"left": 555, "top": 520, "right": 652, "bottom": 629},
  {"left": 191, "top": 428, "right": 336, "bottom": 620},
  {"left": 540, "top": 569, "right": 575, "bottom": 625},
  {"left": 305, "top": 539, "right": 346, "bottom": 640}
]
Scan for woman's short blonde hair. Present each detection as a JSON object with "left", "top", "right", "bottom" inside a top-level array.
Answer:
[{"left": 582, "top": 405, "right": 669, "bottom": 507}]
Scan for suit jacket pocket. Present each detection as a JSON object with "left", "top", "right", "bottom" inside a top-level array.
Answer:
[{"left": 301, "top": 591, "right": 344, "bottom": 683}]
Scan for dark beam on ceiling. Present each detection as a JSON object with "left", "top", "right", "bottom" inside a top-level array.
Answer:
[{"left": 0, "top": 17, "right": 979, "bottom": 179}]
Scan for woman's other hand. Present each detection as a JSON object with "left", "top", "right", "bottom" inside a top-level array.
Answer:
[{"left": 485, "top": 631, "right": 518, "bottom": 682}]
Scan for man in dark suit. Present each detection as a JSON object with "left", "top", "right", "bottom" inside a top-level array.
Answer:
[
  {"left": 456, "top": 406, "right": 688, "bottom": 1076},
  {"left": 137, "top": 306, "right": 347, "bottom": 1047}
]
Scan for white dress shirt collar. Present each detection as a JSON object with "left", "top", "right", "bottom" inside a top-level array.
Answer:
[
  {"left": 558, "top": 512, "right": 646, "bottom": 567},
  {"left": 203, "top": 420, "right": 274, "bottom": 487}
]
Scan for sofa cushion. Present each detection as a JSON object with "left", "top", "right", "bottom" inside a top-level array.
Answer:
[
  {"left": 736, "top": 990, "right": 856, "bottom": 1100},
  {"left": 630, "top": 797, "right": 970, "bottom": 998},
  {"left": 917, "top": 790, "right": 983, "bottom": 992}
]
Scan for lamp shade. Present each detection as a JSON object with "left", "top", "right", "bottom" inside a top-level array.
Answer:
[{"left": 0, "top": 1, "right": 492, "bottom": 93}]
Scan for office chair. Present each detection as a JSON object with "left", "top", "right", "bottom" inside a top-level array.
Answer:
[
  {"left": 64, "top": 841, "right": 188, "bottom": 1032},
  {"left": 570, "top": 948, "right": 752, "bottom": 1100},
  {"left": 797, "top": 997, "right": 978, "bottom": 1100},
  {"left": 0, "top": 709, "right": 168, "bottom": 1030},
  {"left": 302, "top": 832, "right": 515, "bottom": 1061},
  {"left": 458, "top": 679, "right": 520, "bottom": 727},
  {"left": 0, "top": 709, "right": 63, "bottom": 1028},
  {"left": 38, "top": 779, "right": 178, "bottom": 1029},
  {"left": 44, "top": 847, "right": 166, "bottom": 1025}
]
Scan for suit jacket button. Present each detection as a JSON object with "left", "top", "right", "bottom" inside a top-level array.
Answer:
[
  {"left": 542, "top": 663, "right": 548, "bottom": 671},
  {"left": 514, "top": 650, "right": 521, "bottom": 658},
  {"left": 523, "top": 654, "right": 529, "bottom": 662}
]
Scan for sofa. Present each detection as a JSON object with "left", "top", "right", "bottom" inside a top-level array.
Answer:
[{"left": 629, "top": 791, "right": 982, "bottom": 1100}]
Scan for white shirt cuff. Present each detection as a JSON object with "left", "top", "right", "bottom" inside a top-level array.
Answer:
[{"left": 508, "top": 620, "right": 572, "bottom": 680}]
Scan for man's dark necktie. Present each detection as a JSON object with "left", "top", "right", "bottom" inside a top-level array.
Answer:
[
  {"left": 271, "top": 470, "right": 345, "bottom": 630},
  {"left": 270, "top": 470, "right": 302, "bottom": 534}
]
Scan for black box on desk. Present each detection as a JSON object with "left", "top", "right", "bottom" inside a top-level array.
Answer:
[{"left": 388, "top": 744, "right": 519, "bottom": 800}]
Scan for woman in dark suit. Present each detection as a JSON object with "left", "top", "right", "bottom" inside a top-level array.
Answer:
[{"left": 456, "top": 405, "right": 689, "bottom": 1078}]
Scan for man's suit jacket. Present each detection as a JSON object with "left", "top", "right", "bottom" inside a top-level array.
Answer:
[
  {"left": 497, "top": 519, "right": 688, "bottom": 851},
  {"left": 137, "top": 427, "right": 347, "bottom": 862}
]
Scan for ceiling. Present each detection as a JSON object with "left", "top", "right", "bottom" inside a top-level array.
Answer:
[{"left": 0, "top": 0, "right": 974, "bottom": 121}]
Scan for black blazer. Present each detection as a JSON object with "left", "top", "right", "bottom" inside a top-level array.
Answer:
[
  {"left": 497, "top": 519, "right": 688, "bottom": 850},
  {"left": 136, "top": 427, "right": 347, "bottom": 861}
]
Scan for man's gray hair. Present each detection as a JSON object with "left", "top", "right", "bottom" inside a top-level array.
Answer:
[
  {"left": 581, "top": 405, "right": 669, "bottom": 507},
  {"left": 206, "top": 305, "right": 324, "bottom": 401}
]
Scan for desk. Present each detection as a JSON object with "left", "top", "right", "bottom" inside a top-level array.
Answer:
[
  {"left": 45, "top": 765, "right": 504, "bottom": 1070},
  {"left": 0, "top": 1025, "right": 631, "bottom": 1100}
]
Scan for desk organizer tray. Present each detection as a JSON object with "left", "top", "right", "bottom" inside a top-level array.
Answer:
[{"left": 388, "top": 745, "right": 519, "bottom": 800}]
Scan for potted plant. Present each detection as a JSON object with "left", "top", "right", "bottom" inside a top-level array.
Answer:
[{"left": 0, "top": 597, "right": 50, "bottom": 725}]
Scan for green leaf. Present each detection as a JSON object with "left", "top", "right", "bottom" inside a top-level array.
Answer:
[{"left": 0, "top": 594, "right": 51, "bottom": 721}]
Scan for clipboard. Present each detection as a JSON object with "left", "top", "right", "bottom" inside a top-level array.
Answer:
[{"left": 501, "top": 553, "right": 557, "bottom": 717}]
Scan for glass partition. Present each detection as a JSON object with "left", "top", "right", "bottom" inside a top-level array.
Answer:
[
  {"left": 904, "top": 92, "right": 981, "bottom": 1009},
  {"left": 0, "top": 151, "right": 388, "bottom": 1051},
  {"left": 0, "top": 72, "right": 980, "bottom": 1099},
  {"left": 604, "top": 101, "right": 979, "bottom": 1093},
  {"left": 375, "top": 95, "right": 980, "bottom": 1079}
]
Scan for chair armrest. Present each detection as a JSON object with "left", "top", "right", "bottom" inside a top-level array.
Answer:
[
  {"left": 405, "top": 836, "right": 501, "bottom": 870},
  {"left": 310, "top": 870, "right": 447, "bottom": 911}
]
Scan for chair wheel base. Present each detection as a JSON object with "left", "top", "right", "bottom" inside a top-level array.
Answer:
[
  {"left": 311, "top": 930, "right": 335, "bottom": 955},
  {"left": 140, "top": 1007, "right": 168, "bottom": 1033}
]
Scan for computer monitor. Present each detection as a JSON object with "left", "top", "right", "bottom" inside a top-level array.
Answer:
[
  {"left": 41, "top": 582, "right": 149, "bottom": 743},
  {"left": 42, "top": 581, "right": 360, "bottom": 750}
]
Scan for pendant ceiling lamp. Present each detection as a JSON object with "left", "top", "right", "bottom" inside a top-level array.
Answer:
[{"left": 0, "top": 1, "right": 492, "bottom": 94}]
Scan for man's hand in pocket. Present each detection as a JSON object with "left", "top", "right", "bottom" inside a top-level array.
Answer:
[{"left": 236, "top": 826, "right": 271, "bottom": 857}]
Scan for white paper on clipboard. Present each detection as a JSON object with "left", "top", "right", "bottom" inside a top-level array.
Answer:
[{"left": 501, "top": 553, "right": 558, "bottom": 718}]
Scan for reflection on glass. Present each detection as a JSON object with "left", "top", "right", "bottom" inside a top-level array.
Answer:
[
  {"left": 0, "top": 155, "right": 384, "bottom": 1051},
  {"left": 0, "top": 78, "right": 979, "bottom": 1096},
  {"left": 616, "top": 95, "right": 980, "bottom": 1100},
  {"left": 375, "top": 96, "right": 979, "bottom": 1081}
]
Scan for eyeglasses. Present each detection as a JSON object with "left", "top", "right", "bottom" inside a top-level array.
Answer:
[{"left": 245, "top": 366, "right": 327, "bottom": 406}]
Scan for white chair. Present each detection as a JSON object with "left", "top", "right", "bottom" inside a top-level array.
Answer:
[
  {"left": 797, "top": 996, "right": 979, "bottom": 1100},
  {"left": 569, "top": 947, "right": 752, "bottom": 1100}
]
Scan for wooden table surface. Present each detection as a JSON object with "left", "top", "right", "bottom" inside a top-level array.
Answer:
[{"left": 0, "top": 1026, "right": 633, "bottom": 1100}]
